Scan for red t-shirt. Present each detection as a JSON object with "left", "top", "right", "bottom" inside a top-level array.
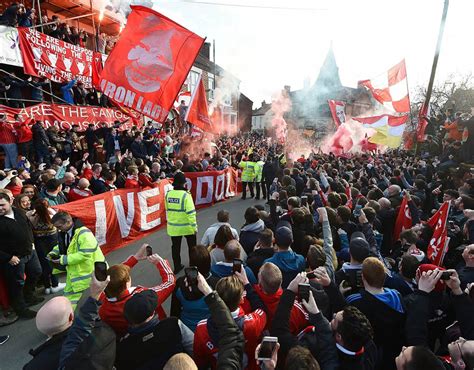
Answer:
[{"left": 15, "top": 121, "right": 33, "bottom": 143}]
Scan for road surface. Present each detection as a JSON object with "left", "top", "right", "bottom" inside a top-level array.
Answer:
[{"left": 0, "top": 196, "right": 262, "bottom": 370}]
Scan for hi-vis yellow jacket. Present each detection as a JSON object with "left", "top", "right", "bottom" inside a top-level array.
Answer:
[{"left": 165, "top": 189, "right": 197, "bottom": 237}]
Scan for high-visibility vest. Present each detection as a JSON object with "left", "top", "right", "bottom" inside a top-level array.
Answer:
[
  {"left": 239, "top": 161, "right": 256, "bottom": 182},
  {"left": 255, "top": 161, "right": 265, "bottom": 182},
  {"left": 165, "top": 189, "right": 197, "bottom": 237},
  {"left": 49, "top": 226, "right": 105, "bottom": 293}
]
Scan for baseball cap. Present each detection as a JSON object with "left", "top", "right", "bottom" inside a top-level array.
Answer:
[
  {"left": 349, "top": 232, "right": 370, "bottom": 262},
  {"left": 124, "top": 290, "right": 158, "bottom": 325},
  {"left": 275, "top": 221, "right": 293, "bottom": 248}
]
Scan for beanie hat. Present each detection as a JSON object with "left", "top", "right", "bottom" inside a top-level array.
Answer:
[{"left": 124, "top": 290, "right": 158, "bottom": 325}]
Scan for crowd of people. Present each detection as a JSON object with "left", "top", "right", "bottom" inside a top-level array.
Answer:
[
  {"left": 0, "top": 105, "right": 473, "bottom": 369},
  {"left": 0, "top": 2, "right": 117, "bottom": 53}
]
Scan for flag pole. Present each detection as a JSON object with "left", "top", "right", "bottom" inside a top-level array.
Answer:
[{"left": 417, "top": 0, "right": 449, "bottom": 148}]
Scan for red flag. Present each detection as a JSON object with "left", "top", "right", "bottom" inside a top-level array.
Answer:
[
  {"left": 99, "top": 6, "right": 205, "bottom": 122},
  {"left": 328, "top": 100, "right": 346, "bottom": 127},
  {"left": 393, "top": 195, "right": 412, "bottom": 242},
  {"left": 92, "top": 52, "right": 104, "bottom": 89},
  {"left": 185, "top": 75, "right": 217, "bottom": 134},
  {"left": 426, "top": 201, "right": 450, "bottom": 266},
  {"left": 416, "top": 102, "right": 429, "bottom": 142}
]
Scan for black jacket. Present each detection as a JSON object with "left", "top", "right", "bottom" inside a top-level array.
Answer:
[
  {"left": 246, "top": 248, "right": 274, "bottom": 277},
  {"left": 270, "top": 289, "right": 339, "bottom": 370},
  {"left": 24, "top": 329, "right": 69, "bottom": 370},
  {"left": 349, "top": 289, "right": 406, "bottom": 370},
  {"left": 205, "top": 291, "right": 245, "bottom": 369},
  {"left": 116, "top": 317, "right": 183, "bottom": 370},
  {"left": 90, "top": 178, "right": 109, "bottom": 195},
  {"left": 0, "top": 207, "right": 34, "bottom": 263},
  {"left": 376, "top": 207, "right": 396, "bottom": 255},
  {"left": 130, "top": 140, "right": 148, "bottom": 160},
  {"left": 32, "top": 123, "right": 51, "bottom": 148}
]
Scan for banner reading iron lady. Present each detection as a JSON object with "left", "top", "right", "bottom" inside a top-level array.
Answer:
[{"left": 99, "top": 6, "right": 205, "bottom": 122}]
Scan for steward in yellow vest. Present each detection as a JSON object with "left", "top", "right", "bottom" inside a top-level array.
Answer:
[
  {"left": 50, "top": 211, "right": 105, "bottom": 309},
  {"left": 165, "top": 172, "right": 197, "bottom": 273}
]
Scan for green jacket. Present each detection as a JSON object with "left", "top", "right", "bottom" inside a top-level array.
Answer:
[
  {"left": 165, "top": 189, "right": 197, "bottom": 237},
  {"left": 49, "top": 223, "right": 105, "bottom": 292},
  {"left": 255, "top": 160, "right": 265, "bottom": 182},
  {"left": 239, "top": 161, "right": 256, "bottom": 182}
]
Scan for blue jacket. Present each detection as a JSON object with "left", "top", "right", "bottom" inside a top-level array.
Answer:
[
  {"left": 61, "top": 80, "right": 76, "bottom": 104},
  {"left": 175, "top": 288, "right": 210, "bottom": 332},
  {"left": 210, "top": 262, "right": 257, "bottom": 284},
  {"left": 264, "top": 250, "right": 305, "bottom": 288}
]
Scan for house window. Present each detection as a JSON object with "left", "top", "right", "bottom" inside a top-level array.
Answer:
[
  {"left": 208, "top": 74, "right": 215, "bottom": 91},
  {"left": 187, "top": 71, "right": 200, "bottom": 93}
]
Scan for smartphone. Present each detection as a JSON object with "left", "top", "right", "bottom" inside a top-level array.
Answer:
[
  {"left": 298, "top": 283, "right": 310, "bottom": 302},
  {"left": 306, "top": 271, "right": 316, "bottom": 279},
  {"left": 47, "top": 253, "right": 59, "bottom": 261},
  {"left": 353, "top": 204, "right": 363, "bottom": 217},
  {"left": 232, "top": 259, "right": 243, "bottom": 273},
  {"left": 301, "top": 196, "right": 308, "bottom": 207},
  {"left": 94, "top": 261, "right": 108, "bottom": 282},
  {"left": 185, "top": 266, "right": 198, "bottom": 287},
  {"left": 146, "top": 245, "right": 153, "bottom": 256},
  {"left": 440, "top": 271, "right": 453, "bottom": 281},
  {"left": 257, "top": 336, "right": 278, "bottom": 361},
  {"left": 448, "top": 221, "right": 456, "bottom": 230}
]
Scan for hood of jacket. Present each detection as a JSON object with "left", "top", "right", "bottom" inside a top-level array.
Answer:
[
  {"left": 266, "top": 250, "right": 305, "bottom": 272},
  {"left": 240, "top": 219, "right": 265, "bottom": 233},
  {"left": 374, "top": 288, "right": 404, "bottom": 313}
]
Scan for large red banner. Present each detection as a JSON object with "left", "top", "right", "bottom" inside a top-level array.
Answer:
[
  {"left": 55, "top": 168, "right": 238, "bottom": 254},
  {"left": 99, "top": 6, "right": 205, "bottom": 122},
  {"left": 0, "top": 103, "right": 141, "bottom": 131},
  {"left": 18, "top": 27, "right": 94, "bottom": 88}
]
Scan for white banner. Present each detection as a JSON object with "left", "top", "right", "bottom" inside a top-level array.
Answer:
[{"left": 0, "top": 26, "right": 23, "bottom": 67}]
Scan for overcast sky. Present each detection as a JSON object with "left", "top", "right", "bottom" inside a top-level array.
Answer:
[{"left": 150, "top": 0, "right": 473, "bottom": 108}]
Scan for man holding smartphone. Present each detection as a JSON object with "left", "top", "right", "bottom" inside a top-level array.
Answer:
[{"left": 49, "top": 211, "right": 105, "bottom": 309}]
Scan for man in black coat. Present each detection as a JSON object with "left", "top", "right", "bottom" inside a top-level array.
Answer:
[
  {"left": 263, "top": 156, "right": 278, "bottom": 200},
  {"left": 130, "top": 132, "right": 149, "bottom": 161},
  {"left": 0, "top": 193, "right": 42, "bottom": 318},
  {"left": 31, "top": 120, "right": 51, "bottom": 165}
]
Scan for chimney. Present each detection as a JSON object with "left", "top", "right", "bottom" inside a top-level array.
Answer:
[
  {"left": 284, "top": 85, "right": 291, "bottom": 93},
  {"left": 200, "top": 42, "right": 211, "bottom": 60},
  {"left": 261, "top": 100, "right": 266, "bottom": 107}
]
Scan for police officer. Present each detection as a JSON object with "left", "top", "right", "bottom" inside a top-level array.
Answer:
[
  {"left": 254, "top": 156, "right": 266, "bottom": 200},
  {"left": 239, "top": 154, "right": 256, "bottom": 200},
  {"left": 165, "top": 172, "right": 197, "bottom": 273},
  {"left": 50, "top": 211, "right": 106, "bottom": 309}
]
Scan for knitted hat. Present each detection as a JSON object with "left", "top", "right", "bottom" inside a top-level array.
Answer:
[
  {"left": 124, "top": 290, "right": 158, "bottom": 325},
  {"left": 349, "top": 232, "right": 370, "bottom": 262}
]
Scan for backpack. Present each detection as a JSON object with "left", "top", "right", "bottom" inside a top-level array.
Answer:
[{"left": 63, "top": 321, "right": 116, "bottom": 370}]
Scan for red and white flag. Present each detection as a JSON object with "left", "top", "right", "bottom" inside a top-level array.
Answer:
[
  {"left": 426, "top": 201, "right": 450, "bottom": 266},
  {"left": 328, "top": 100, "right": 346, "bottom": 127},
  {"left": 353, "top": 114, "right": 409, "bottom": 127},
  {"left": 359, "top": 60, "right": 410, "bottom": 114},
  {"left": 393, "top": 195, "right": 412, "bottom": 242},
  {"left": 185, "top": 75, "right": 217, "bottom": 134},
  {"left": 99, "top": 6, "right": 205, "bottom": 122}
]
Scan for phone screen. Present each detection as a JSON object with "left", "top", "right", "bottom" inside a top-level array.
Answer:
[
  {"left": 257, "top": 337, "right": 277, "bottom": 360},
  {"left": 233, "top": 259, "right": 242, "bottom": 273},
  {"left": 353, "top": 204, "right": 363, "bottom": 217},
  {"left": 301, "top": 196, "right": 308, "bottom": 207},
  {"left": 94, "top": 262, "right": 108, "bottom": 282},
  {"left": 146, "top": 246, "right": 153, "bottom": 256},
  {"left": 185, "top": 267, "right": 198, "bottom": 286},
  {"left": 298, "top": 283, "right": 310, "bottom": 302}
]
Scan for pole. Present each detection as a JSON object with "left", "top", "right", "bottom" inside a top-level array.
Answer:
[
  {"left": 425, "top": 0, "right": 449, "bottom": 109},
  {"left": 0, "top": 69, "right": 72, "bottom": 105}
]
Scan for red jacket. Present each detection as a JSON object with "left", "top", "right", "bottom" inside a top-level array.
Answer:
[
  {"left": 124, "top": 176, "right": 140, "bottom": 189},
  {"left": 67, "top": 187, "right": 93, "bottom": 202},
  {"left": 98, "top": 256, "right": 176, "bottom": 337},
  {"left": 138, "top": 173, "right": 154, "bottom": 188},
  {"left": 242, "top": 285, "right": 309, "bottom": 333},
  {"left": 14, "top": 121, "right": 33, "bottom": 143},
  {"left": 193, "top": 307, "right": 266, "bottom": 370}
]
